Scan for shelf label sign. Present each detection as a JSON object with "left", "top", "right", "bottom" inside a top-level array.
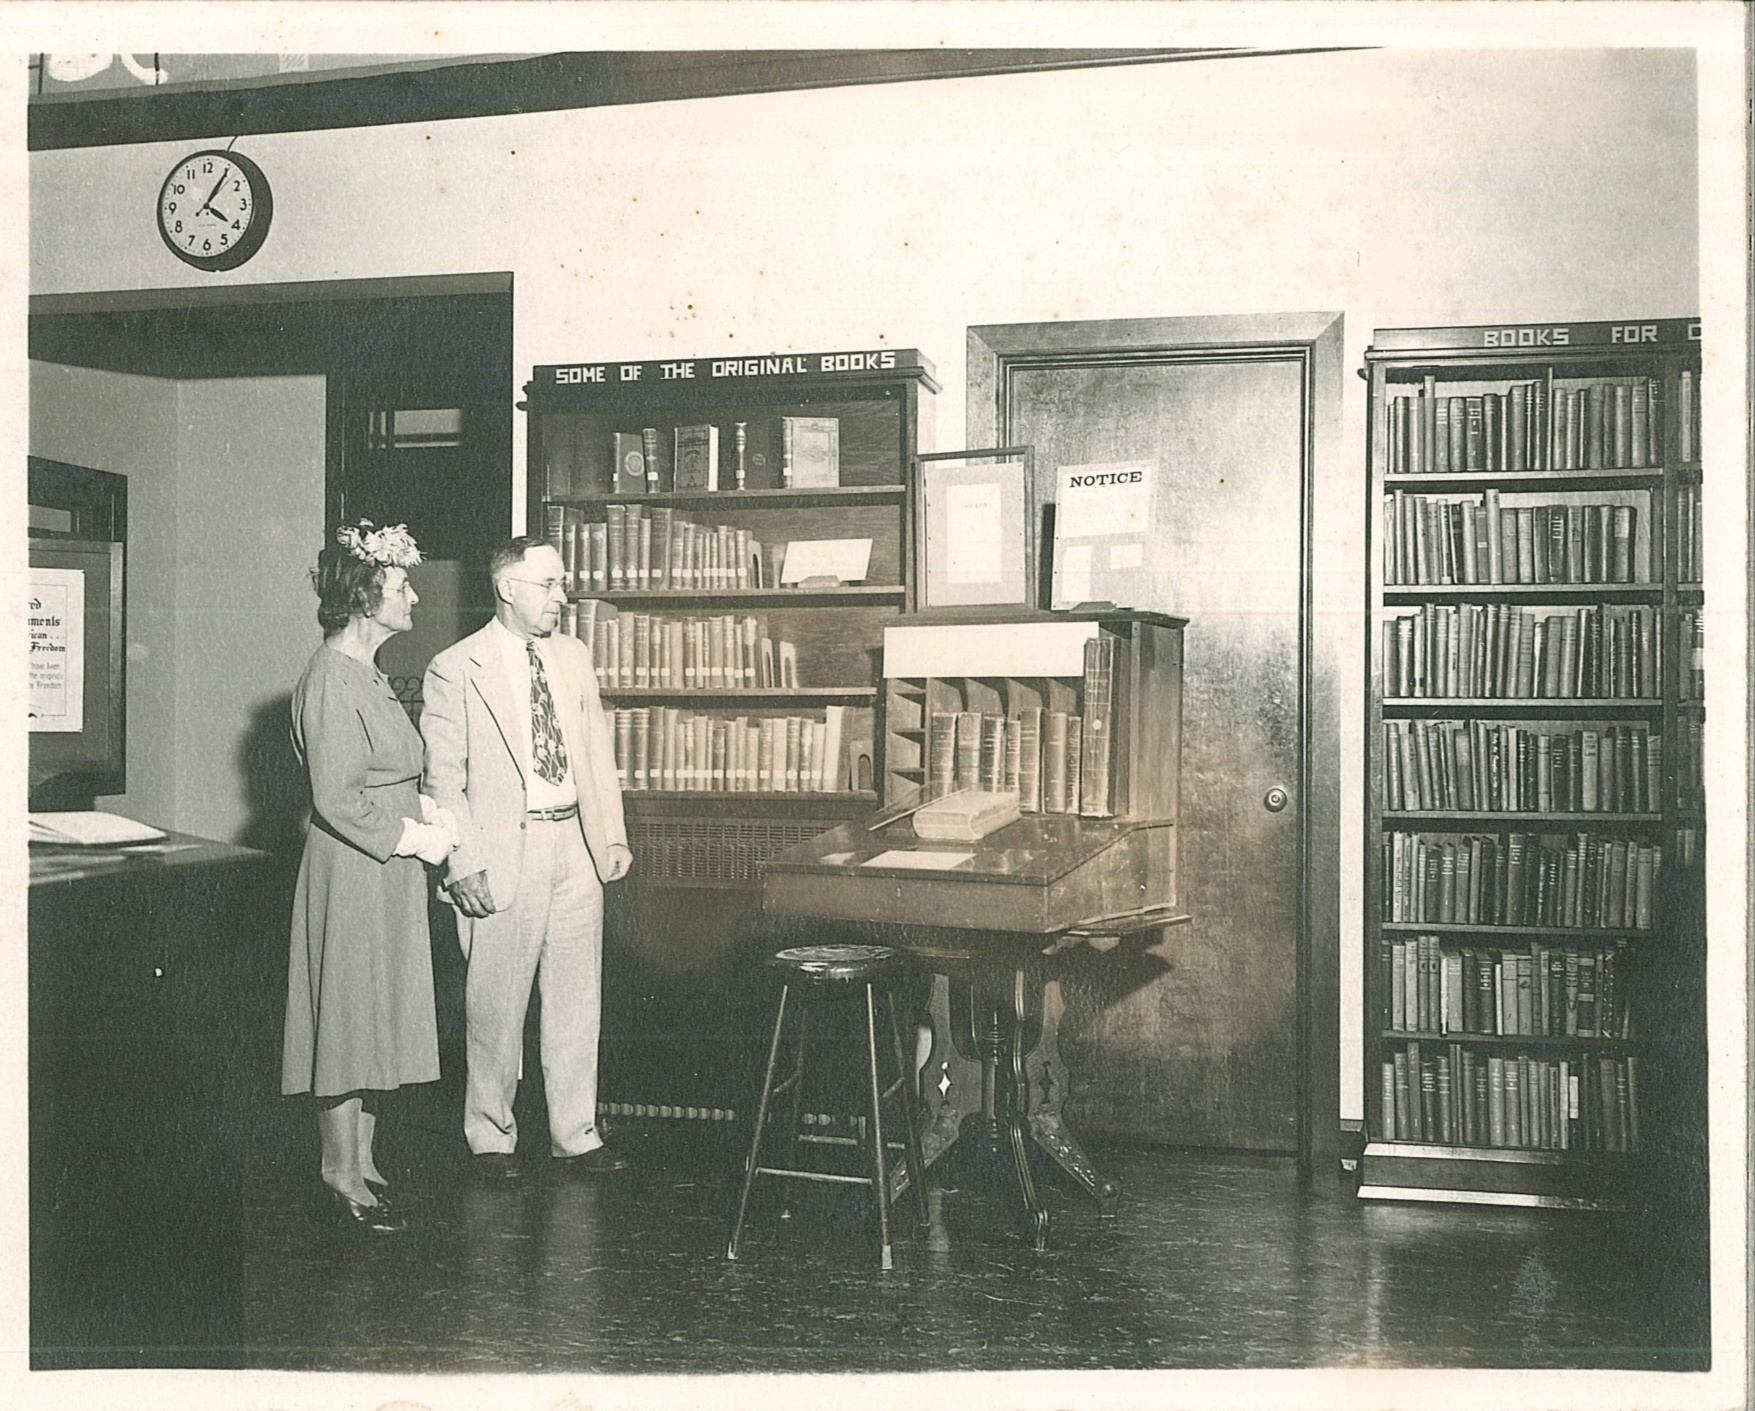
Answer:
[
  {"left": 536, "top": 348, "right": 927, "bottom": 390},
  {"left": 1375, "top": 318, "right": 1702, "bottom": 353},
  {"left": 29, "top": 567, "right": 84, "bottom": 733}
]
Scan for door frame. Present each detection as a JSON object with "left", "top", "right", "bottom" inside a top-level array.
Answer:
[{"left": 967, "top": 311, "right": 1345, "bottom": 1187}]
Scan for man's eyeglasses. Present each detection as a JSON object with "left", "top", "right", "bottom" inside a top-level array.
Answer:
[{"left": 503, "top": 577, "right": 567, "bottom": 594}]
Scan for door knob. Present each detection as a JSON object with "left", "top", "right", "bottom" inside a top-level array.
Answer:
[{"left": 1263, "top": 786, "right": 1289, "bottom": 813}]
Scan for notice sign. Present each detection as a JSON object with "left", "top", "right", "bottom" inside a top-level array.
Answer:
[
  {"left": 1051, "top": 460, "right": 1160, "bottom": 610},
  {"left": 29, "top": 567, "right": 85, "bottom": 732}
]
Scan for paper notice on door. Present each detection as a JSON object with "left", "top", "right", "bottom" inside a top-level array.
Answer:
[
  {"left": 945, "top": 481, "right": 1003, "bottom": 583},
  {"left": 29, "top": 568, "right": 84, "bottom": 733},
  {"left": 1055, "top": 461, "right": 1155, "bottom": 539}
]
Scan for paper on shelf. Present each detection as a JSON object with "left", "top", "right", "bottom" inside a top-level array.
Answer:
[
  {"left": 780, "top": 538, "right": 873, "bottom": 585},
  {"left": 29, "top": 811, "right": 167, "bottom": 846}
]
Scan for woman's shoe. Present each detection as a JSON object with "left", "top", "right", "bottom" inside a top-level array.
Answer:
[
  {"left": 324, "top": 1184, "right": 405, "bottom": 1234},
  {"left": 364, "top": 1178, "right": 397, "bottom": 1212}
]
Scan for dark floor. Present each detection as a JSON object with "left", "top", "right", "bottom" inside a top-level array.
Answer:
[{"left": 243, "top": 1076, "right": 1711, "bottom": 1375}]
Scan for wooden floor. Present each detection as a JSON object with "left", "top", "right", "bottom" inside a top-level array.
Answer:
[{"left": 242, "top": 1078, "right": 1710, "bottom": 1377}]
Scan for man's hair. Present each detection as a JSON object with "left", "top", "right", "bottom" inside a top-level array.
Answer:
[{"left": 487, "top": 535, "right": 552, "bottom": 581}]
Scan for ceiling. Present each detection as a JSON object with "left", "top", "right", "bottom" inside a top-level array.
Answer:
[{"left": 28, "top": 49, "right": 1348, "bottom": 151}]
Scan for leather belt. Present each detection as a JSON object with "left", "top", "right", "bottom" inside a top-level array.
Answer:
[{"left": 526, "top": 803, "right": 579, "bottom": 822}]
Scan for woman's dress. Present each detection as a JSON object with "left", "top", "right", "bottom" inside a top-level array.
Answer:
[{"left": 282, "top": 645, "right": 440, "bottom": 1097}]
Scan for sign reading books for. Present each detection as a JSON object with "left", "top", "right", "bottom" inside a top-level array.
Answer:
[{"left": 1049, "top": 460, "right": 1160, "bottom": 611}]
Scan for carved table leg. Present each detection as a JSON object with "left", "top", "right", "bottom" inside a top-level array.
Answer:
[
  {"left": 999, "top": 966, "right": 1049, "bottom": 1251},
  {"left": 1025, "top": 976, "right": 1122, "bottom": 1217},
  {"left": 890, "top": 971, "right": 977, "bottom": 1203}
]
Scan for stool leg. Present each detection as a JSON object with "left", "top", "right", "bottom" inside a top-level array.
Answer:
[
  {"left": 862, "top": 981, "right": 894, "bottom": 1271},
  {"left": 727, "top": 983, "right": 791, "bottom": 1262},
  {"left": 779, "top": 1004, "right": 810, "bottom": 1222},
  {"left": 886, "top": 984, "right": 931, "bottom": 1233}
]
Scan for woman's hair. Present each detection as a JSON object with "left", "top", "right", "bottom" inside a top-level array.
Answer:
[{"left": 312, "top": 547, "right": 388, "bottom": 633}]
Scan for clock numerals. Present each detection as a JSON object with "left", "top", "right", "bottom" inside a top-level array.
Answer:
[{"left": 160, "top": 149, "right": 271, "bottom": 270}]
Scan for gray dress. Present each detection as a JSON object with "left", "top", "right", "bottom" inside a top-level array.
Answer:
[{"left": 282, "top": 645, "right": 440, "bottom": 1097}]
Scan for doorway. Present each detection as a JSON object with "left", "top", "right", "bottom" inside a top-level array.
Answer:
[{"left": 968, "top": 312, "right": 1344, "bottom": 1181}]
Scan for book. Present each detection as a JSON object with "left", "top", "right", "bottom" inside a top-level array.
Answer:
[
  {"left": 1079, "top": 634, "right": 1117, "bottom": 816},
  {"left": 612, "top": 432, "right": 646, "bottom": 495},
  {"left": 674, "top": 424, "right": 720, "bottom": 491},
  {"left": 1043, "top": 711, "right": 1069, "bottom": 813},
  {"left": 913, "top": 789, "right": 1022, "bottom": 842},
  {"left": 780, "top": 415, "right": 840, "bottom": 489}
]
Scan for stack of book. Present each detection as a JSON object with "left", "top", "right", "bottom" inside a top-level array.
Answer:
[
  {"left": 1382, "top": 493, "right": 1650, "bottom": 585},
  {"left": 1383, "top": 603, "right": 1660, "bottom": 699},
  {"left": 608, "top": 705, "right": 870, "bottom": 795},
  {"left": 1382, "top": 934, "right": 1631, "bottom": 1039},
  {"left": 1381, "top": 1043, "right": 1637, "bottom": 1154},
  {"left": 1382, "top": 720, "right": 1662, "bottom": 814},
  {"left": 1386, "top": 375, "right": 1665, "bottom": 474},
  {"left": 1382, "top": 830, "right": 1663, "bottom": 930}
]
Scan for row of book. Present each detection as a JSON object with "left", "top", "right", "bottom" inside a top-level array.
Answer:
[
  {"left": 920, "top": 637, "right": 1119, "bottom": 816},
  {"left": 1382, "top": 830, "right": 1663, "bottom": 931},
  {"left": 1382, "top": 720, "right": 1663, "bottom": 816},
  {"left": 583, "top": 610, "right": 801, "bottom": 692},
  {"left": 1383, "top": 493, "right": 1649, "bottom": 586},
  {"left": 1381, "top": 934, "right": 1629, "bottom": 1039},
  {"left": 545, "top": 503, "right": 772, "bottom": 593},
  {"left": 1385, "top": 376, "right": 1666, "bottom": 475},
  {"left": 545, "top": 416, "right": 843, "bottom": 497},
  {"left": 1383, "top": 603, "right": 1660, "bottom": 700},
  {"left": 607, "top": 706, "right": 872, "bottom": 794},
  {"left": 1380, "top": 1043, "right": 1638, "bottom": 1153}
]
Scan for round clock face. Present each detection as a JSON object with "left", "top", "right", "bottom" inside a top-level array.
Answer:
[{"left": 157, "top": 150, "right": 273, "bottom": 272}]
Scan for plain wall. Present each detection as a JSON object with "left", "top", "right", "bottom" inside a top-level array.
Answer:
[
  {"left": 27, "top": 47, "right": 1705, "bottom": 1118},
  {"left": 29, "top": 361, "right": 183, "bottom": 825},
  {"left": 29, "top": 365, "right": 325, "bottom": 842}
]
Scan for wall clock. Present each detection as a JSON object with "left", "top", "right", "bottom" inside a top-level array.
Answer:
[{"left": 156, "top": 149, "right": 273, "bottom": 271}]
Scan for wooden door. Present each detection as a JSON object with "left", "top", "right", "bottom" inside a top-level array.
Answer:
[{"left": 969, "top": 314, "right": 1342, "bottom": 1167}]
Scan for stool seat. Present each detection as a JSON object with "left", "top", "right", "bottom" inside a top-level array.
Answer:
[{"left": 769, "top": 943, "right": 908, "bottom": 982}]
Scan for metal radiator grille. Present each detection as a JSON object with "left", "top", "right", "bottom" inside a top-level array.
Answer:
[{"left": 628, "top": 816, "right": 827, "bottom": 883}]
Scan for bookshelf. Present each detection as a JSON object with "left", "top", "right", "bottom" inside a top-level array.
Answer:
[
  {"left": 523, "top": 347, "right": 937, "bottom": 885},
  {"left": 1359, "top": 317, "right": 1705, "bottom": 1210}
]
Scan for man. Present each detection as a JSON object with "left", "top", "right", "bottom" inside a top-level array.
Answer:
[{"left": 421, "top": 536, "right": 632, "bottom": 1179}]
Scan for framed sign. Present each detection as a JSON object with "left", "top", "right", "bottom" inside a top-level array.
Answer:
[
  {"left": 1049, "top": 458, "right": 1160, "bottom": 611},
  {"left": 913, "top": 447, "right": 1035, "bottom": 608}
]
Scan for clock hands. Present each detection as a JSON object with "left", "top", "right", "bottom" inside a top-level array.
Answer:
[{"left": 195, "top": 168, "right": 230, "bottom": 218}]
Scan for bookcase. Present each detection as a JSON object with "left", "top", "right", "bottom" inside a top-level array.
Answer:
[
  {"left": 524, "top": 347, "right": 937, "bottom": 887},
  {"left": 1358, "top": 317, "right": 1705, "bottom": 1210}
]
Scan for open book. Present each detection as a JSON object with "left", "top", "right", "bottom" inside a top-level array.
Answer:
[{"left": 29, "top": 811, "right": 168, "bottom": 846}]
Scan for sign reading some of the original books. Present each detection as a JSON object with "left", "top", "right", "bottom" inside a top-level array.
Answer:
[
  {"left": 1050, "top": 460, "right": 1159, "bottom": 611},
  {"left": 29, "top": 567, "right": 84, "bottom": 733},
  {"left": 533, "top": 348, "right": 937, "bottom": 391}
]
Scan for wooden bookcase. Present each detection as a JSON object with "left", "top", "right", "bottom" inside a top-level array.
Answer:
[
  {"left": 1358, "top": 317, "right": 1705, "bottom": 1210},
  {"left": 524, "top": 347, "right": 938, "bottom": 888}
]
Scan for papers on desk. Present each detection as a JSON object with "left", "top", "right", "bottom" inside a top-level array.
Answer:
[
  {"left": 863, "top": 849, "right": 974, "bottom": 871},
  {"left": 29, "top": 811, "right": 167, "bottom": 846}
]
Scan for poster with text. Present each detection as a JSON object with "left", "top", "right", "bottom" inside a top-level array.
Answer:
[{"left": 29, "top": 567, "right": 85, "bottom": 733}]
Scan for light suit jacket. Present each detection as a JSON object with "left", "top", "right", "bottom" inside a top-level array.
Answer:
[{"left": 421, "top": 623, "right": 627, "bottom": 930}]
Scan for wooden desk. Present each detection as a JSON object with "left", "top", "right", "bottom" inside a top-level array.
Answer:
[
  {"left": 30, "top": 832, "right": 267, "bottom": 1369},
  {"left": 763, "top": 814, "right": 1186, "bottom": 1249}
]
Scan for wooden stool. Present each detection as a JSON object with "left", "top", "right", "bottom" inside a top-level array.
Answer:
[{"left": 726, "top": 943, "right": 930, "bottom": 1270}]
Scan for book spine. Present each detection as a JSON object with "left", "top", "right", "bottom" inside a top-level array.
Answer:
[{"left": 1079, "top": 634, "right": 1116, "bottom": 816}]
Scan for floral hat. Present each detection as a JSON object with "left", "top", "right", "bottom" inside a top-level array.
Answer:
[{"left": 336, "top": 520, "right": 422, "bottom": 569}]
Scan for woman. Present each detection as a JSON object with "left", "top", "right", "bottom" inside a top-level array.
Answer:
[{"left": 283, "top": 520, "right": 452, "bottom": 1233}]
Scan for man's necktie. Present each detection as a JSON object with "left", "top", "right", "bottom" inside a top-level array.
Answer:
[{"left": 527, "top": 641, "right": 570, "bottom": 785}]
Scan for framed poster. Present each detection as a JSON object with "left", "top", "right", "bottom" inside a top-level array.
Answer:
[
  {"left": 29, "top": 566, "right": 86, "bottom": 733},
  {"left": 913, "top": 447, "right": 1035, "bottom": 608}
]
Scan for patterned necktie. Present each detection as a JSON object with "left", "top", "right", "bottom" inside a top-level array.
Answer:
[{"left": 527, "top": 641, "right": 570, "bottom": 785}]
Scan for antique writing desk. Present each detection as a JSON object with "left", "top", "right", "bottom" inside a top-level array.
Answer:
[{"left": 762, "top": 610, "right": 1186, "bottom": 1248}]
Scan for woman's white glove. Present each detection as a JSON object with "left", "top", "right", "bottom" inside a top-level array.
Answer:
[
  {"left": 394, "top": 817, "right": 453, "bottom": 866},
  {"left": 419, "top": 793, "right": 461, "bottom": 851}
]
